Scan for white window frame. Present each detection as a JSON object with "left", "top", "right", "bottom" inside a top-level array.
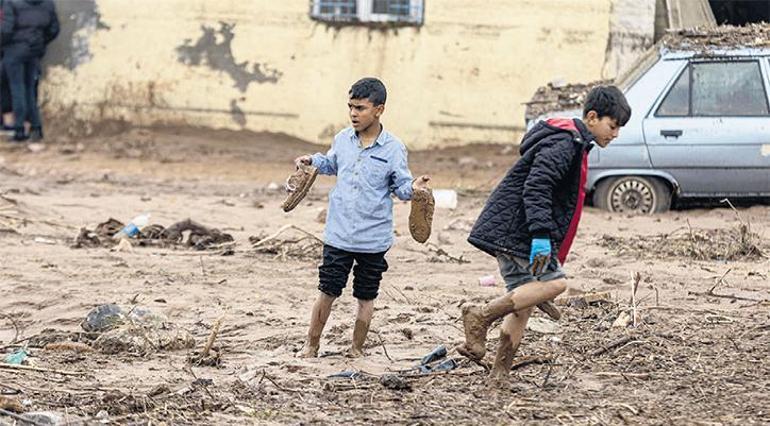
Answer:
[{"left": 310, "top": 0, "right": 424, "bottom": 26}]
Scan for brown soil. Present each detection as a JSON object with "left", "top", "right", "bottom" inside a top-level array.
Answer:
[{"left": 0, "top": 126, "right": 768, "bottom": 425}]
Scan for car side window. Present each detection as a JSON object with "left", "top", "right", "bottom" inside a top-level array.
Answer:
[
  {"left": 656, "top": 61, "right": 769, "bottom": 117},
  {"left": 656, "top": 67, "right": 690, "bottom": 116},
  {"left": 692, "top": 61, "right": 768, "bottom": 116}
]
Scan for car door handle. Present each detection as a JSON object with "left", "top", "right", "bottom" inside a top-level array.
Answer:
[{"left": 660, "top": 129, "right": 683, "bottom": 138}]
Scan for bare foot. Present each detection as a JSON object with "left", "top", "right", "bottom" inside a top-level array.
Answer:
[
  {"left": 297, "top": 344, "right": 319, "bottom": 358},
  {"left": 457, "top": 305, "right": 488, "bottom": 360},
  {"left": 346, "top": 347, "right": 364, "bottom": 358}
]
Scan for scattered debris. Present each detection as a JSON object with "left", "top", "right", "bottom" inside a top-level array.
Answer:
[
  {"left": 556, "top": 291, "right": 612, "bottom": 307},
  {"left": 250, "top": 224, "right": 323, "bottom": 261},
  {"left": 43, "top": 342, "right": 93, "bottom": 353},
  {"left": 81, "top": 304, "right": 126, "bottom": 332},
  {"left": 94, "top": 323, "right": 195, "bottom": 355},
  {"left": 478, "top": 275, "right": 496, "bottom": 287},
  {"left": 380, "top": 374, "right": 412, "bottom": 391},
  {"left": 526, "top": 317, "right": 560, "bottom": 334},
  {"left": 189, "top": 317, "right": 223, "bottom": 366},
  {"left": 525, "top": 80, "right": 611, "bottom": 121},
  {"left": 420, "top": 345, "right": 447, "bottom": 365},
  {"left": 612, "top": 311, "right": 633, "bottom": 328},
  {"left": 0, "top": 396, "right": 23, "bottom": 413},
  {"left": 3, "top": 349, "right": 28, "bottom": 365},
  {"left": 73, "top": 218, "right": 234, "bottom": 251},
  {"left": 599, "top": 224, "right": 763, "bottom": 262},
  {"left": 663, "top": 23, "right": 770, "bottom": 51}
]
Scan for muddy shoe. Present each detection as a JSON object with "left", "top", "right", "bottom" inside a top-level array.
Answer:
[
  {"left": 409, "top": 188, "right": 434, "bottom": 243},
  {"left": 281, "top": 164, "right": 319, "bottom": 212},
  {"left": 536, "top": 300, "right": 561, "bottom": 321},
  {"left": 456, "top": 305, "right": 488, "bottom": 360}
]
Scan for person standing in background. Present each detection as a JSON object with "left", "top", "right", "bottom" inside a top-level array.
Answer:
[{"left": 1, "top": 0, "right": 58, "bottom": 142}]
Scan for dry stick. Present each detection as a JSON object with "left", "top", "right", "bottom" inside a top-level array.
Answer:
[
  {"left": 0, "top": 313, "right": 21, "bottom": 345},
  {"left": 375, "top": 331, "right": 394, "bottom": 362},
  {"left": 708, "top": 268, "right": 732, "bottom": 294},
  {"left": 0, "top": 364, "right": 83, "bottom": 376},
  {"left": 591, "top": 335, "right": 634, "bottom": 357},
  {"left": 261, "top": 369, "right": 304, "bottom": 394},
  {"left": 511, "top": 355, "right": 552, "bottom": 371},
  {"left": 252, "top": 224, "right": 322, "bottom": 248},
  {"left": 689, "top": 268, "right": 764, "bottom": 302},
  {"left": 199, "top": 317, "right": 223, "bottom": 360},
  {"left": 631, "top": 272, "right": 641, "bottom": 328},
  {"left": 0, "top": 408, "right": 45, "bottom": 426}
]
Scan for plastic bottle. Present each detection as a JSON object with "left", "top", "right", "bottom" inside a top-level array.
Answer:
[{"left": 114, "top": 213, "right": 151, "bottom": 239}]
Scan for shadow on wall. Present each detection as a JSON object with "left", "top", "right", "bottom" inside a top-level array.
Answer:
[
  {"left": 176, "top": 22, "right": 282, "bottom": 93},
  {"left": 44, "top": 0, "right": 109, "bottom": 70}
]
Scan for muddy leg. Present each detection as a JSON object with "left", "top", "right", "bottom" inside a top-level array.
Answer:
[
  {"left": 348, "top": 298, "right": 374, "bottom": 358},
  {"left": 490, "top": 307, "right": 532, "bottom": 387},
  {"left": 458, "top": 279, "right": 566, "bottom": 361},
  {"left": 298, "top": 293, "right": 336, "bottom": 358}
]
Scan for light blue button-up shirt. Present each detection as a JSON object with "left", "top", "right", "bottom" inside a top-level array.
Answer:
[{"left": 312, "top": 126, "right": 414, "bottom": 253}]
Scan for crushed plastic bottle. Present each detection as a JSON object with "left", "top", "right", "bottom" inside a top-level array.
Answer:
[
  {"left": 113, "top": 213, "right": 151, "bottom": 239},
  {"left": 4, "top": 348, "right": 28, "bottom": 365}
]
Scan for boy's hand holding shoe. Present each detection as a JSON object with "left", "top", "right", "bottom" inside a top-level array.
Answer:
[
  {"left": 294, "top": 154, "right": 313, "bottom": 168},
  {"left": 529, "top": 237, "right": 551, "bottom": 275},
  {"left": 530, "top": 237, "right": 562, "bottom": 321},
  {"left": 412, "top": 175, "right": 431, "bottom": 190},
  {"left": 282, "top": 155, "right": 318, "bottom": 212}
]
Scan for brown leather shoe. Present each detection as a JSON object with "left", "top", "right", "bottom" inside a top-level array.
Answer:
[
  {"left": 281, "top": 164, "right": 319, "bottom": 212},
  {"left": 409, "top": 188, "right": 434, "bottom": 243},
  {"left": 536, "top": 300, "right": 561, "bottom": 321}
]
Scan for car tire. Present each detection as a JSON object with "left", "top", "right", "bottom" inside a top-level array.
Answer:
[{"left": 593, "top": 176, "right": 671, "bottom": 214}]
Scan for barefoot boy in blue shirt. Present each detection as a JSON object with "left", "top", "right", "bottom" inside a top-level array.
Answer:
[{"left": 294, "top": 78, "right": 430, "bottom": 358}]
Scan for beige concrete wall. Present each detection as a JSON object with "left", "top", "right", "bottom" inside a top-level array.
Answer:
[{"left": 43, "top": 0, "right": 615, "bottom": 148}]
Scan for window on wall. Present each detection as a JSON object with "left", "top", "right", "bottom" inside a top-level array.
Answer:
[{"left": 310, "top": 0, "right": 424, "bottom": 26}]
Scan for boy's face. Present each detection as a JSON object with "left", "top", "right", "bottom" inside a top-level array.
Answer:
[
  {"left": 584, "top": 111, "right": 621, "bottom": 148},
  {"left": 348, "top": 97, "right": 383, "bottom": 132}
]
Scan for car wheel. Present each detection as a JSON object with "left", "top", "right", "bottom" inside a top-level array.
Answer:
[{"left": 593, "top": 176, "right": 671, "bottom": 214}]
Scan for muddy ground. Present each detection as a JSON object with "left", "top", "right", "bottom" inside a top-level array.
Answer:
[{"left": 0, "top": 127, "right": 768, "bottom": 425}]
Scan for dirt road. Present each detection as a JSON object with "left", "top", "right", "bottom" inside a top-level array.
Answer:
[{"left": 1, "top": 127, "right": 768, "bottom": 425}]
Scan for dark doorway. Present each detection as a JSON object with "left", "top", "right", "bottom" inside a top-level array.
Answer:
[{"left": 709, "top": 0, "right": 770, "bottom": 25}]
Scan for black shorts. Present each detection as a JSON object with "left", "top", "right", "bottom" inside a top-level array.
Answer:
[{"left": 318, "top": 244, "right": 388, "bottom": 301}]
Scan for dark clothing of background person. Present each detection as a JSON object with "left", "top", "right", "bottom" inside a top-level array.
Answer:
[{"left": 1, "top": 0, "right": 59, "bottom": 141}]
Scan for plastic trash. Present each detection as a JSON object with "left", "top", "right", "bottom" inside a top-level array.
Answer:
[
  {"left": 478, "top": 275, "right": 496, "bottom": 287},
  {"left": 420, "top": 345, "right": 447, "bottom": 365},
  {"left": 81, "top": 304, "right": 125, "bottom": 332},
  {"left": 113, "top": 213, "right": 151, "bottom": 239},
  {"left": 417, "top": 358, "right": 457, "bottom": 374},
  {"left": 433, "top": 189, "right": 458, "bottom": 209},
  {"left": 4, "top": 348, "right": 28, "bottom": 365}
]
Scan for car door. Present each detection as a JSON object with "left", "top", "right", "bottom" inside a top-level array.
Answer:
[{"left": 642, "top": 58, "right": 770, "bottom": 197}]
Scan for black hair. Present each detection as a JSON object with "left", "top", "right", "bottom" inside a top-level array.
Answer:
[
  {"left": 583, "top": 85, "right": 631, "bottom": 126},
  {"left": 349, "top": 77, "right": 387, "bottom": 106}
]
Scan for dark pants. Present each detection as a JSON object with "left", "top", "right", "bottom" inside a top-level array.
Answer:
[
  {"left": 318, "top": 244, "right": 389, "bottom": 301},
  {"left": 0, "top": 66, "right": 11, "bottom": 116},
  {"left": 3, "top": 52, "right": 42, "bottom": 136}
]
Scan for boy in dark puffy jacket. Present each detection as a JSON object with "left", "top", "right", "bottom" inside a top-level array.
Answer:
[{"left": 457, "top": 86, "right": 631, "bottom": 385}]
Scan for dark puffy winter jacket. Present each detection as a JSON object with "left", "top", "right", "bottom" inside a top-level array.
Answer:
[
  {"left": 468, "top": 118, "right": 594, "bottom": 262},
  {"left": 1, "top": 0, "right": 59, "bottom": 57}
]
